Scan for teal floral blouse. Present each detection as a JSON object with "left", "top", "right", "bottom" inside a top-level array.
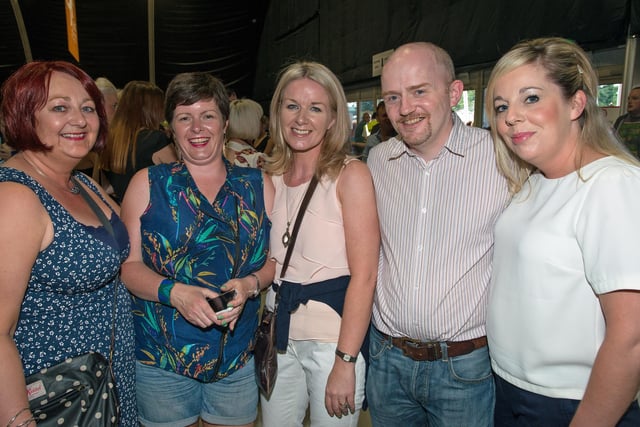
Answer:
[{"left": 132, "top": 161, "right": 270, "bottom": 382}]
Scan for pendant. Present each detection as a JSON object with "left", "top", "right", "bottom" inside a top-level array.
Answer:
[
  {"left": 282, "top": 225, "right": 291, "bottom": 248},
  {"left": 68, "top": 179, "right": 80, "bottom": 194}
]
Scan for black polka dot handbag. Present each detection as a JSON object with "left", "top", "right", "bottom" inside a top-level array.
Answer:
[
  {"left": 25, "top": 351, "right": 120, "bottom": 426},
  {"left": 24, "top": 179, "right": 120, "bottom": 426}
]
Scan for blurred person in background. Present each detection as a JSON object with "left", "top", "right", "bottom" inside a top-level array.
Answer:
[
  {"left": 225, "top": 98, "right": 266, "bottom": 169},
  {"left": 75, "top": 76, "right": 119, "bottom": 178},
  {"left": 99, "top": 80, "right": 177, "bottom": 203},
  {"left": 613, "top": 86, "right": 640, "bottom": 157}
]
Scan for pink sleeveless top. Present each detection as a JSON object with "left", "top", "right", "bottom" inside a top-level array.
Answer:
[{"left": 267, "top": 162, "right": 352, "bottom": 341}]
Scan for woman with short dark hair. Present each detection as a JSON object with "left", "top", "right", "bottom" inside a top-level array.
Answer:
[{"left": 121, "top": 71, "right": 274, "bottom": 427}]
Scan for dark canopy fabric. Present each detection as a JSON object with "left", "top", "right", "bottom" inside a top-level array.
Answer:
[
  {"left": 0, "top": 0, "right": 268, "bottom": 97},
  {"left": 0, "top": 0, "right": 637, "bottom": 102},
  {"left": 253, "top": 0, "right": 633, "bottom": 102}
]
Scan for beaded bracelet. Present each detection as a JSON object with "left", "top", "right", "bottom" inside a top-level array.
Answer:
[
  {"left": 157, "top": 278, "right": 176, "bottom": 306},
  {"left": 249, "top": 273, "right": 261, "bottom": 298}
]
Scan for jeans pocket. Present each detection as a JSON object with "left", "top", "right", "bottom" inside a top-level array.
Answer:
[
  {"left": 448, "top": 346, "right": 493, "bottom": 383},
  {"left": 369, "top": 328, "right": 391, "bottom": 360}
]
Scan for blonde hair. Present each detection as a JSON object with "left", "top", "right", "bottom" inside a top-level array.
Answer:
[
  {"left": 95, "top": 77, "right": 117, "bottom": 97},
  {"left": 264, "top": 61, "right": 351, "bottom": 180},
  {"left": 485, "top": 37, "right": 639, "bottom": 194},
  {"left": 227, "top": 99, "right": 263, "bottom": 142}
]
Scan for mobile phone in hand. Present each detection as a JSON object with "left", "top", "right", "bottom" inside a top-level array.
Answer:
[{"left": 208, "top": 290, "right": 236, "bottom": 313}]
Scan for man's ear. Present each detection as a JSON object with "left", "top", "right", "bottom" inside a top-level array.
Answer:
[{"left": 449, "top": 80, "right": 464, "bottom": 108}]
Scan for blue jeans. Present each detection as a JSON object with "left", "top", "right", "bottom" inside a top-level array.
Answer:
[
  {"left": 495, "top": 375, "right": 640, "bottom": 426},
  {"left": 366, "top": 326, "right": 494, "bottom": 427}
]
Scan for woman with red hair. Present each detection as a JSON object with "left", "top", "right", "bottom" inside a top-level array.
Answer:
[{"left": 0, "top": 61, "right": 136, "bottom": 426}]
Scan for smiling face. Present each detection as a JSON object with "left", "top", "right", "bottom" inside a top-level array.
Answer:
[
  {"left": 492, "top": 62, "right": 585, "bottom": 177},
  {"left": 381, "top": 44, "right": 462, "bottom": 159},
  {"left": 171, "top": 99, "right": 228, "bottom": 166},
  {"left": 34, "top": 71, "right": 100, "bottom": 162},
  {"left": 279, "top": 78, "right": 336, "bottom": 154}
]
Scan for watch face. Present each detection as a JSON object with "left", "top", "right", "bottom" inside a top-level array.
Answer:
[{"left": 336, "top": 349, "right": 356, "bottom": 362}]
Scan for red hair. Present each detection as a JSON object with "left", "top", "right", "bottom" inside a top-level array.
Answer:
[{"left": 1, "top": 61, "right": 108, "bottom": 152}]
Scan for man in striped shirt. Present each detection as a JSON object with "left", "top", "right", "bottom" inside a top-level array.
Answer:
[{"left": 366, "top": 42, "right": 509, "bottom": 426}]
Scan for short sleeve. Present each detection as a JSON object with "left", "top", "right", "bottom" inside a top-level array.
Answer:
[{"left": 577, "top": 164, "right": 640, "bottom": 293}]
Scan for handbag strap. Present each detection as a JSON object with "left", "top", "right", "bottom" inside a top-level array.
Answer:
[
  {"left": 73, "top": 177, "right": 115, "bottom": 237},
  {"left": 72, "top": 177, "right": 118, "bottom": 365},
  {"left": 280, "top": 175, "right": 319, "bottom": 278}
]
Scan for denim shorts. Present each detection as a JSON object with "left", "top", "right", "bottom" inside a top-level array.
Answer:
[{"left": 136, "top": 359, "right": 258, "bottom": 426}]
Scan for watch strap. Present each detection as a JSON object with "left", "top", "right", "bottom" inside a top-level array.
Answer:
[{"left": 335, "top": 348, "right": 357, "bottom": 363}]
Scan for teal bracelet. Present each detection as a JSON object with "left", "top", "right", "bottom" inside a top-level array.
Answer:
[{"left": 158, "top": 278, "right": 176, "bottom": 306}]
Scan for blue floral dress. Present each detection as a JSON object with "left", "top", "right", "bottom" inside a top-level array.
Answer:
[
  {"left": 133, "top": 161, "right": 270, "bottom": 382},
  {"left": 0, "top": 168, "right": 137, "bottom": 426}
]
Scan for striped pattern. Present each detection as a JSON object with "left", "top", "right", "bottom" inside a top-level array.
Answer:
[{"left": 368, "top": 114, "right": 509, "bottom": 341}]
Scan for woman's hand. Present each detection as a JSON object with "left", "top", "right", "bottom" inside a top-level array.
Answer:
[
  {"left": 217, "top": 275, "right": 258, "bottom": 330},
  {"left": 325, "top": 358, "right": 356, "bottom": 418},
  {"left": 169, "top": 275, "right": 258, "bottom": 330},
  {"left": 168, "top": 282, "right": 245, "bottom": 330},
  {"left": 167, "top": 283, "right": 219, "bottom": 328}
]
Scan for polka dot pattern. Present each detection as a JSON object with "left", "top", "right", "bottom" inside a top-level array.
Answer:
[
  {"left": 27, "top": 352, "right": 118, "bottom": 426},
  {"left": 2, "top": 169, "right": 137, "bottom": 425}
]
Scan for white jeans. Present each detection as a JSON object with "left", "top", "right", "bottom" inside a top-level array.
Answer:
[{"left": 260, "top": 340, "right": 366, "bottom": 427}]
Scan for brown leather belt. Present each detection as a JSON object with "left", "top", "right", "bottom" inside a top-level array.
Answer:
[{"left": 379, "top": 330, "right": 488, "bottom": 361}]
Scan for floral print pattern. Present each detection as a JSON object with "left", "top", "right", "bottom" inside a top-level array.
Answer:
[{"left": 132, "top": 161, "right": 270, "bottom": 382}]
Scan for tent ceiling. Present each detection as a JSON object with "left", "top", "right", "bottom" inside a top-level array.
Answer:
[
  {"left": 1, "top": 1, "right": 638, "bottom": 103},
  {"left": 0, "top": 0, "right": 269, "bottom": 97}
]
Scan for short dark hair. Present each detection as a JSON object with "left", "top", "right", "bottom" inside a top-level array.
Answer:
[
  {"left": 165, "top": 72, "right": 229, "bottom": 125},
  {"left": 1, "top": 61, "right": 107, "bottom": 152}
]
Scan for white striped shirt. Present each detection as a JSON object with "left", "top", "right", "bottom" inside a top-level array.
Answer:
[{"left": 368, "top": 114, "right": 509, "bottom": 341}]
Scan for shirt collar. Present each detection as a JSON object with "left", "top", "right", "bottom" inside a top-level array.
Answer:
[{"left": 385, "top": 112, "right": 467, "bottom": 161}]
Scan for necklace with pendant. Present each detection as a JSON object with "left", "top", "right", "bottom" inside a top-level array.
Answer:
[
  {"left": 21, "top": 154, "right": 80, "bottom": 194},
  {"left": 282, "top": 179, "right": 311, "bottom": 248}
]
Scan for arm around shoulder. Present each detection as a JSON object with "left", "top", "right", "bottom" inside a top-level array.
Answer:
[{"left": 152, "top": 143, "right": 178, "bottom": 165}]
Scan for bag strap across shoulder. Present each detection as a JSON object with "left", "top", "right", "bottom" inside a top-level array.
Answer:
[
  {"left": 72, "top": 177, "right": 118, "bottom": 365},
  {"left": 280, "top": 175, "right": 318, "bottom": 278}
]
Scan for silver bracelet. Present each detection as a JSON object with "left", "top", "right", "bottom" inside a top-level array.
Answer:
[
  {"left": 6, "top": 408, "right": 30, "bottom": 427},
  {"left": 249, "top": 273, "right": 261, "bottom": 298},
  {"left": 15, "top": 418, "right": 35, "bottom": 427}
]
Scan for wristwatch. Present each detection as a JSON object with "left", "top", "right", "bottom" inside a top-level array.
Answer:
[{"left": 335, "top": 348, "right": 357, "bottom": 363}]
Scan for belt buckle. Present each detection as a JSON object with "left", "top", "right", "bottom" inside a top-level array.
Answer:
[{"left": 403, "top": 339, "right": 442, "bottom": 361}]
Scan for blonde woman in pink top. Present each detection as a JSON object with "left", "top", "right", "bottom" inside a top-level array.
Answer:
[{"left": 261, "top": 61, "right": 380, "bottom": 426}]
